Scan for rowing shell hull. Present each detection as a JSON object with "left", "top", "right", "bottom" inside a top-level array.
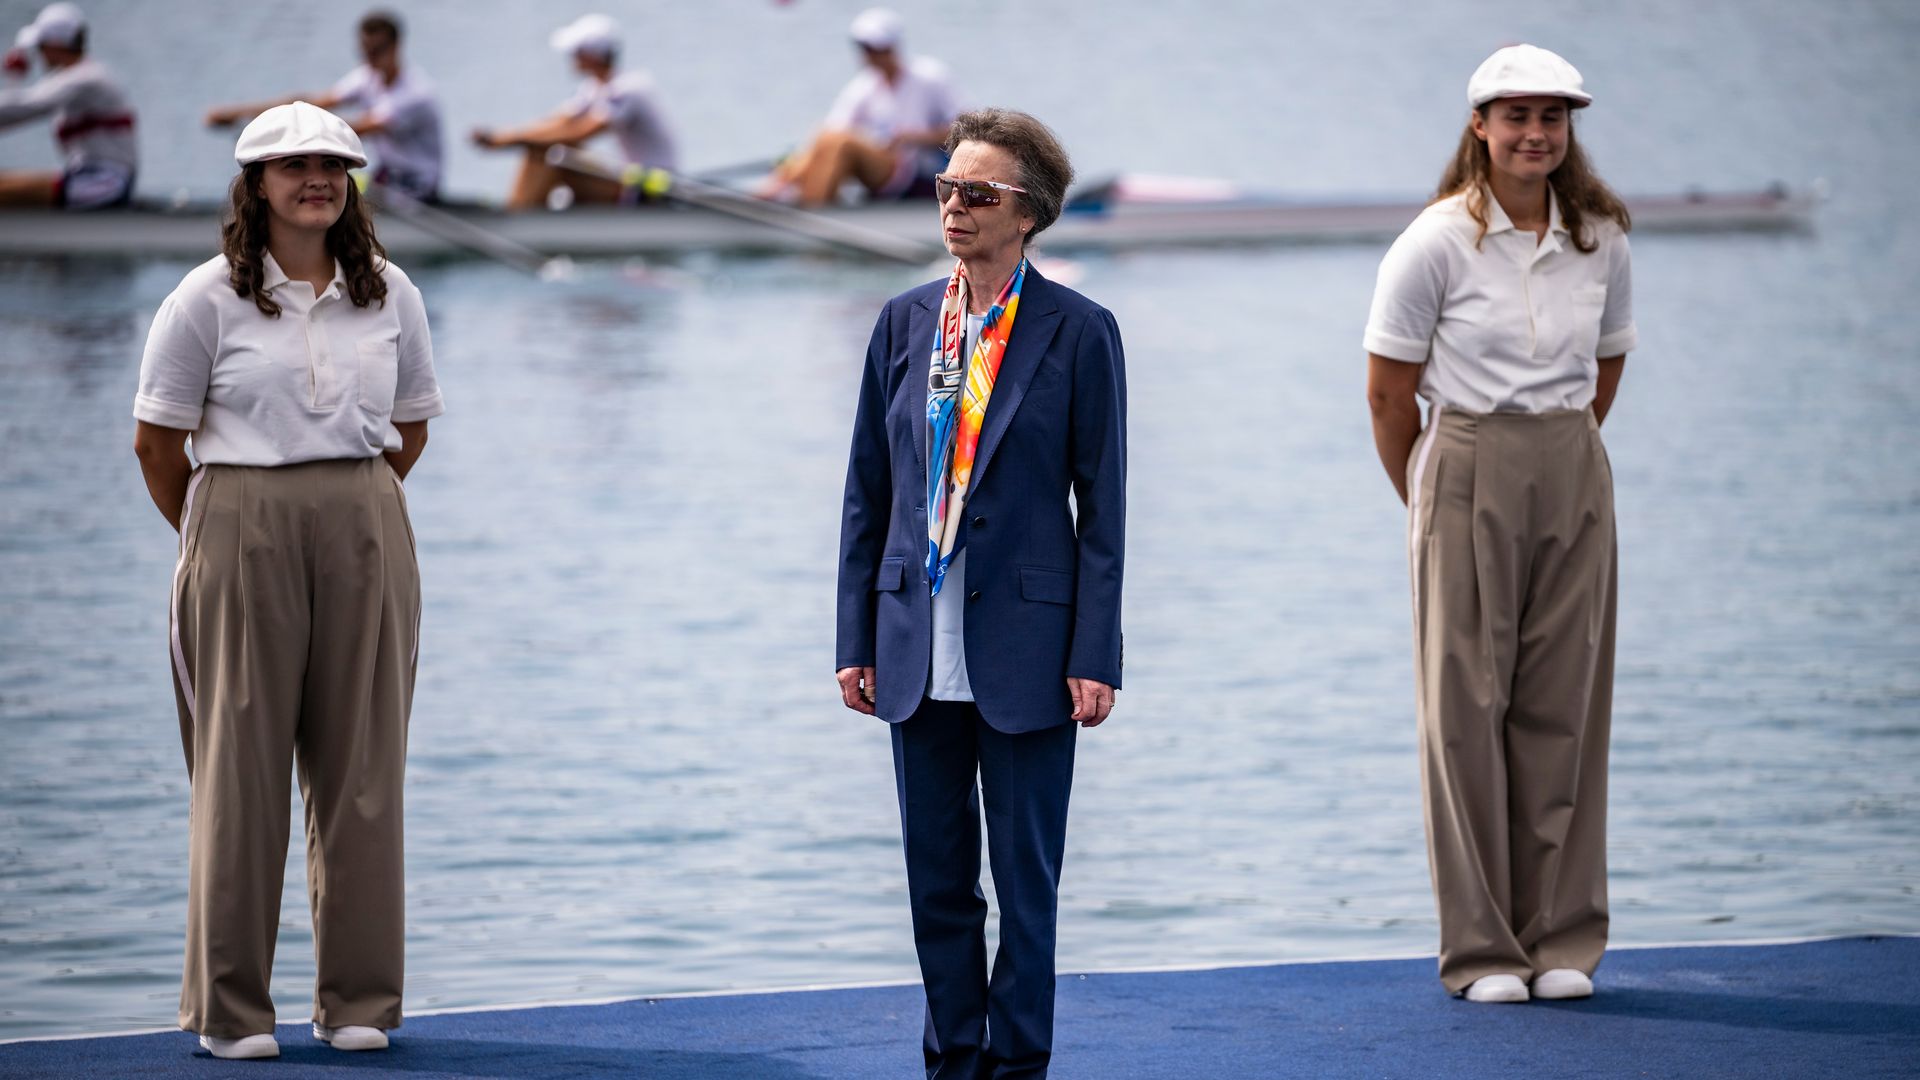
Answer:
[{"left": 0, "top": 189, "right": 1816, "bottom": 260}]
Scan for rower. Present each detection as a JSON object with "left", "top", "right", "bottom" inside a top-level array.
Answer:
[
  {"left": 0, "top": 3, "right": 135, "bottom": 209},
  {"left": 762, "top": 8, "right": 958, "bottom": 207},
  {"left": 204, "top": 10, "right": 444, "bottom": 202},
  {"left": 470, "top": 14, "right": 679, "bottom": 211}
]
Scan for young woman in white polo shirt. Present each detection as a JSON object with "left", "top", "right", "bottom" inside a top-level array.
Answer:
[
  {"left": 132, "top": 101, "right": 442, "bottom": 1060},
  {"left": 1364, "top": 45, "right": 1636, "bottom": 1005}
]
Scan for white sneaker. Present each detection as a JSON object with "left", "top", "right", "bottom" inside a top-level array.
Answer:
[
  {"left": 1532, "top": 968, "right": 1594, "bottom": 999},
  {"left": 313, "top": 1023, "right": 389, "bottom": 1051},
  {"left": 198, "top": 1033, "right": 280, "bottom": 1059},
  {"left": 1462, "top": 974, "right": 1530, "bottom": 1003}
]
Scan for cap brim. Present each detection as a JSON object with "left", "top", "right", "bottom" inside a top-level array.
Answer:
[
  {"left": 551, "top": 31, "right": 615, "bottom": 55},
  {"left": 18, "top": 20, "right": 83, "bottom": 50},
  {"left": 1475, "top": 88, "right": 1593, "bottom": 108},
  {"left": 242, "top": 149, "right": 370, "bottom": 168}
]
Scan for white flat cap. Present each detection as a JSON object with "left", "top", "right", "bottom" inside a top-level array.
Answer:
[
  {"left": 551, "top": 13, "right": 620, "bottom": 58},
  {"left": 16, "top": 2, "right": 85, "bottom": 50},
  {"left": 235, "top": 101, "right": 368, "bottom": 168},
  {"left": 1468, "top": 44, "right": 1591, "bottom": 109},
  {"left": 850, "top": 7, "right": 903, "bottom": 49}
]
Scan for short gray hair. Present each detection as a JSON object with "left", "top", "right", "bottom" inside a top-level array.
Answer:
[{"left": 943, "top": 108, "right": 1075, "bottom": 246}]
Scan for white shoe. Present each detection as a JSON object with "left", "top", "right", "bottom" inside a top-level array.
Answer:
[
  {"left": 1462, "top": 974, "right": 1530, "bottom": 1003},
  {"left": 1532, "top": 968, "right": 1594, "bottom": 999},
  {"left": 198, "top": 1033, "right": 280, "bottom": 1059},
  {"left": 313, "top": 1023, "right": 389, "bottom": 1051}
]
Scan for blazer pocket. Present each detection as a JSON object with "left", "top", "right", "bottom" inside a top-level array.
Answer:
[
  {"left": 874, "top": 557, "right": 905, "bottom": 592},
  {"left": 1019, "top": 566, "right": 1074, "bottom": 605}
]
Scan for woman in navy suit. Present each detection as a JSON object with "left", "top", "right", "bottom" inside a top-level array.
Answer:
[{"left": 835, "top": 107, "right": 1126, "bottom": 1080}]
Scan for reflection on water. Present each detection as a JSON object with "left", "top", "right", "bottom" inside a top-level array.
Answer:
[{"left": 2, "top": 0, "right": 1918, "bottom": 1044}]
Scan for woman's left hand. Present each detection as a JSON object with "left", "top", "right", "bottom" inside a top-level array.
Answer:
[
  {"left": 837, "top": 666, "right": 877, "bottom": 716},
  {"left": 1067, "top": 678, "right": 1115, "bottom": 727}
]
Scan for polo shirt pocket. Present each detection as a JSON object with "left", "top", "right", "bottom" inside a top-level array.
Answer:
[
  {"left": 357, "top": 340, "right": 399, "bottom": 414},
  {"left": 1019, "top": 566, "right": 1074, "bottom": 605},
  {"left": 1571, "top": 284, "right": 1608, "bottom": 359},
  {"left": 875, "top": 557, "right": 905, "bottom": 591}
]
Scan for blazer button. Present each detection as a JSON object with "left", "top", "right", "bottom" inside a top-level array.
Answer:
[
  {"left": 971, "top": 515, "right": 987, "bottom": 529},
  {"left": 968, "top": 590, "right": 982, "bottom": 602}
]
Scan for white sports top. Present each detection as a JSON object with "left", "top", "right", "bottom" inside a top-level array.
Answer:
[{"left": 1364, "top": 187, "right": 1637, "bottom": 413}]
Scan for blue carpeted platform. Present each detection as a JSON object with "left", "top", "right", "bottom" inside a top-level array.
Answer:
[{"left": 3, "top": 936, "right": 1914, "bottom": 1078}]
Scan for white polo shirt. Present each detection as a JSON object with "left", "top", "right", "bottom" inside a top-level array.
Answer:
[
  {"left": 134, "top": 253, "right": 444, "bottom": 466},
  {"left": 1364, "top": 187, "right": 1637, "bottom": 413},
  {"left": 562, "top": 70, "right": 677, "bottom": 171},
  {"left": 328, "top": 64, "right": 445, "bottom": 196}
]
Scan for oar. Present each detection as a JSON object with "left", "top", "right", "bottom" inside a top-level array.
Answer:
[
  {"left": 544, "top": 145, "right": 936, "bottom": 265},
  {"left": 364, "top": 185, "right": 573, "bottom": 280},
  {"left": 691, "top": 155, "right": 786, "bottom": 182}
]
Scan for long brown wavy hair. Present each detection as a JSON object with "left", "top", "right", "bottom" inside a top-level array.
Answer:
[
  {"left": 1435, "top": 105, "right": 1630, "bottom": 254},
  {"left": 221, "top": 163, "right": 388, "bottom": 317}
]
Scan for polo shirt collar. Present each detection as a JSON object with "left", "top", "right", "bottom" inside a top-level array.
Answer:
[
  {"left": 1481, "top": 185, "right": 1569, "bottom": 238},
  {"left": 260, "top": 251, "right": 290, "bottom": 292},
  {"left": 260, "top": 251, "right": 346, "bottom": 299},
  {"left": 1483, "top": 184, "right": 1568, "bottom": 260}
]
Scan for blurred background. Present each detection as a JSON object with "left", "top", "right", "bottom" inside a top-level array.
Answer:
[{"left": 1, "top": 0, "right": 1916, "bottom": 1041}]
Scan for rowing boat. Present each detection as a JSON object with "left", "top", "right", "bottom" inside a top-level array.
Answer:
[{"left": 0, "top": 181, "right": 1819, "bottom": 261}]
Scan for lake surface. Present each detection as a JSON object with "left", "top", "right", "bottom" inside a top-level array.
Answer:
[{"left": 1, "top": 0, "right": 1916, "bottom": 1041}]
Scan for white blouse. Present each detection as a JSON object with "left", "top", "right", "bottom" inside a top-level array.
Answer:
[
  {"left": 1364, "top": 187, "right": 1637, "bottom": 414},
  {"left": 135, "top": 252, "right": 444, "bottom": 466}
]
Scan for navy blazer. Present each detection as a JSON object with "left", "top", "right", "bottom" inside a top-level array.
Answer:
[{"left": 835, "top": 265, "right": 1126, "bottom": 734}]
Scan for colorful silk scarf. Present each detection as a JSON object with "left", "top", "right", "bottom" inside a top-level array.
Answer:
[{"left": 926, "top": 257, "right": 1027, "bottom": 595}]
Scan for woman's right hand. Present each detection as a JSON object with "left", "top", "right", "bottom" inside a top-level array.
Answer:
[{"left": 836, "top": 666, "right": 876, "bottom": 715}]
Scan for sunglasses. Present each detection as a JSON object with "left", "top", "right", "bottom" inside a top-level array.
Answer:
[{"left": 935, "top": 174, "right": 1026, "bottom": 209}]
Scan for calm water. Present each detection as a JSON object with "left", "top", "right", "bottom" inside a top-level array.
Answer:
[{"left": 2, "top": 0, "right": 1917, "bottom": 1042}]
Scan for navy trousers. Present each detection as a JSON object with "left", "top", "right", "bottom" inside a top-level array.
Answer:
[{"left": 891, "top": 698, "right": 1077, "bottom": 1080}]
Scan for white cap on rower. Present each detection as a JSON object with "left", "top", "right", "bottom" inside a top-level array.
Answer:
[
  {"left": 16, "top": 2, "right": 85, "bottom": 50},
  {"left": 234, "top": 101, "right": 368, "bottom": 168},
  {"left": 1467, "top": 44, "right": 1591, "bottom": 109},
  {"left": 551, "top": 13, "right": 620, "bottom": 58},
  {"left": 850, "top": 7, "right": 903, "bottom": 50}
]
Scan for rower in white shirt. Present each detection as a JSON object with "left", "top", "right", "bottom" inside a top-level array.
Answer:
[
  {"left": 763, "top": 7, "right": 959, "bottom": 207},
  {"left": 205, "top": 10, "right": 444, "bottom": 201},
  {"left": 0, "top": 3, "right": 137, "bottom": 209},
  {"left": 471, "top": 13, "right": 679, "bottom": 211}
]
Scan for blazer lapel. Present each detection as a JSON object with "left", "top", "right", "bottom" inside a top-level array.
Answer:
[{"left": 971, "top": 266, "right": 1063, "bottom": 494}]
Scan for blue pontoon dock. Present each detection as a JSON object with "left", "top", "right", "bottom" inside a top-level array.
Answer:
[{"left": 2, "top": 935, "right": 1912, "bottom": 1078}]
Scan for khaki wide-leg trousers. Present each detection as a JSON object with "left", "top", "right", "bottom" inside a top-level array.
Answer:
[
  {"left": 168, "top": 457, "right": 419, "bottom": 1037},
  {"left": 1406, "top": 407, "right": 1615, "bottom": 993}
]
